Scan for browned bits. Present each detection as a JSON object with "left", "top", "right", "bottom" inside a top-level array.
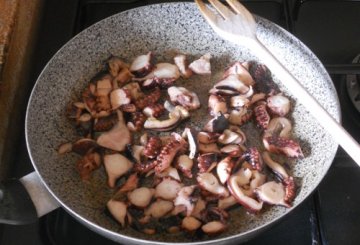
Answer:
[
  {"left": 134, "top": 87, "right": 161, "bottom": 110},
  {"left": 94, "top": 95, "right": 111, "bottom": 112},
  {"left": 143, "top": 136, "right": 162, "bottom": 159},
  {"left": 254, "top": 101, "right": 270, "bottom": 130}
]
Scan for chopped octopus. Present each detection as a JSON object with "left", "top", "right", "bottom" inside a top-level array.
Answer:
[{"left": 60, "top": 52, "right": 305, "bottom": 237}]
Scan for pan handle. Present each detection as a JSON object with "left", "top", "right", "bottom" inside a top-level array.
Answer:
[{"left": 0, "top": 172, "right": 60, "bottom": 225}]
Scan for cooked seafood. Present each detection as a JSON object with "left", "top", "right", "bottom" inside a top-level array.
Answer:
[{"left": 60, "top": 51, "right": 304, "bottom": 237}]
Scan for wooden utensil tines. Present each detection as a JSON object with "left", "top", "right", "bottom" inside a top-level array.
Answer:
[{"left": 195, "top": 0, "right": 360, "bottom": 166}]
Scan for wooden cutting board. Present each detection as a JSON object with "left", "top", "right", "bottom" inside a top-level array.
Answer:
[{"left": 0, "top": 0, "right": 43, "bottom": 179}]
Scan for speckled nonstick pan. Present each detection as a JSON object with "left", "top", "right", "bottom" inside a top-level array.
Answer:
[{"left": 25, "top": 2, "right": 339, "bottom": 244}]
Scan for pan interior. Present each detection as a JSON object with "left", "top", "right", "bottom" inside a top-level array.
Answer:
[{"left": 25, "top": 2, "right": 339, "bottom": 243}]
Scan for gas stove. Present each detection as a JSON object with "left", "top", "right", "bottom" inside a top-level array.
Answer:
[{"left": 1, "top": 1, "right": 360, "bottom": 244}]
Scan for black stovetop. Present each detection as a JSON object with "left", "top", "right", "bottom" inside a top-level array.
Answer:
[{"left": 1, "top": 1, "right": 360, "bottom": 244}]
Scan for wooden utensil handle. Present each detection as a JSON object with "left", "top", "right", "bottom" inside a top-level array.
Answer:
[{"left": 250, "top": 39, "right": 360, "bottom": 166}]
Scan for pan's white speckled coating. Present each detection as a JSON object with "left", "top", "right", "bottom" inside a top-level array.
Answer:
[{"left": 25, "top": 3, "right": 339, "bottom": 245}]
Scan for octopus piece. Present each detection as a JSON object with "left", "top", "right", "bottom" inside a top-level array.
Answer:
[
  {"left": 230, "top": 95, "right": 250, "bottom": 108},
  {"left": 57, "top": 142, "right": 73, "bottom": 154},
  {"left": 197, "top": 131, "right": 220, "bottom": 144},
  {"left": 247, "top": 170, "right": 267, "bottom": 197},
  {"left": 126, "top": 144, "right": 144, "bottom": 164},
  {"left": 143, "top": 136, "right": 162, "bottom": 159},
  {"left": 167, "top": 86, "right": 200, "bottom": 111},
  {"left": 174, "top": 185, "right": 197, "bottom": 216},
  {"left": 107, "top": 56, "right": 129, "bottom": 76},
  {"left": 182, "top": 216, "right": 202, "bottom": 232},
  {"left": 228, "top": 107, "right": 253, "bottom": 126},
  {"left": 197, "top": 172, "right": 229, "bottom": 197},
  {"left": 254, "top": 101, "right": 270, "bottom": 130},
  {"left": 163, "top": 100, "right": 190, "bottom": 119},
  {"left": 203, "top": 113, "right": 229, "bottom": 133},
  {"left": 66, "top": 102, "right": 85, "bottom": 120},
  {"left": 265, "top": 117, "right": 292, "bottom": 138},
  {"left": 182, "top": 128, "right": 197, "bottom": 159},
  {"left": 97, "top": 110, "right": 131, "bottom": 152},
  {"left": 227, "top": 170, "right": 263, "bottom": 213},
  {"left": 197, "top": 153, "right": 218, "bottom": 173},
  {"left": 107, "top": 199, "right": 127, "bottom": 227},
  {"left": 174, "top": 54, "right": 193, "bottom": 78},
  {"left": 267, "top": 93, "right": 291, "bottom": 116},
  {"left": 107, "top": 56, "right": 133, "bottom": 85},
  {"left": 144, "top": 106, "right": 189, "bottom": 132},
  {"left": 155, "top": 177, "right": 183, "bottom": 200},
  {"left": 210, "top": 74, "right": 250, "bottom": 95},
  {"left": 218, "top": 129, "right": 245, "bottom": 145},
  {"left": 139, "top": 63, "right": 181, "bottom": 88},
  {"left": 201, "top": 221, "right": 226, "bottom": 235},
  {"left": 223, "top": 61, "right": 254, "bottom": 86},
  {"left": 122, "top": 82, "right": 143, "bottom": 100},
  {"left": 76, "top": 113, "right": 93, "bottom": 136},
  {"left": 103, "top": 153, "right": 133, "bottom": 188},
  {"left": 177, "top": 154, "right": 194, "bottom": 178},
  {"left": 152, "top": 136, "right": 188, "bottom": 173},
  {"left": 134, "top": 87, "right": 161, "bottom": 110},
  {"left": 156, "top": 166, "right": 181, "bottom": 181},
  {"left": 220, "top": 144, "right": 243, "bottom": 157},
  {"left": 241, "top": 147, "right": 264, "bottom": 171},
  {"left": 92, "top": 75, "right": 113, "bottom": 114},
  {"left": 263, "top": 135, "right": 304, "bottom": 158},
  {"left": 262, "top": 151, "right": 289, "bottom": 180},
  {"left": 127, "top": 112, "right": 147, "bottom": 132},
  {"left": 93, "top": 113, "right": 118, "bottom": 132},
  {"left": 248, "top": 62, "right": 280, "bottom": 95},
  {"left": 143, "top": 103, "right": 165, "bottom": 118},
  {"left": 250, "top": 93, "right": 267, "bottom": 105},
  {"left": 76, "top": 151, "right": 101, "bottom": 181},
  {"left": 283, "top": 176, "right": 296, "bottom": 204},
  {"left": 72, "top": 138, "right": 97, "bottom": 155},
  {"left": 144, "top": 199, "right": 174, "bottom": 218},
  {"left": 110, "top": 88, "right": 131, "bottom": 110},
  {"left": 201, "top": 207, "right": 229, "bottom": 224},
  {"left": 134, "top": 160, "right": 157, "bottom": 174},
  {"left": 120, "top": 103, "right": 137, "bottom": 113},
  {"left": 218, "top": 195, "right": 238, "bottom": 210},
  {"left": 130, "top": 52, "right": 153, "bottom": 78},
  {"left": 140, "top": 133, "right": 148, "bottom": 146},
  {"left": 255, "top": 181, "right": 290, "bottom": 208},
  {"left": 191, "top": 198, "right": 206, "bottom": 219},
  {"left": 117, "top": 173, "right": 139, "bottom": 193},
  {"left": 208, "top": 94, "right": 228, "bottom": 116},
  {"left": 128, "top": 187, "right": 155, "bottom": 208},
  {"left": 216, "top": 156, "right": 234, "bottom": 184},
  {"left": 188, "top": 53, "right": 211, "bottom": 75}
]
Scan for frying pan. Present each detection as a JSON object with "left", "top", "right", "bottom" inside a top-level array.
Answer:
[{"left": 17, "top": 2, "right": 340, "bottom": 244}]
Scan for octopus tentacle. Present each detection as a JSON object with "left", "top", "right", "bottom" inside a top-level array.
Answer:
[
  {"left": 241, "top": 147, "right": 263, "bottom": 171},
  {"left": 134, "top": 87, "right": 161, "bottom": 110},
  {"left": 253, "top": 101, "right": 270, "bottom": 130},
  {"left": 153, "top": 137, "right": 188, "bottom": 174},
  {"left": 143, "top": 136, "right": 162, "bottom": 159},
  {"left": 263, "top": 135, "right": 304, "bottom": 158}
]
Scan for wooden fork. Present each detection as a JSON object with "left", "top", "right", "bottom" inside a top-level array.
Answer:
[{"left": 195, "top": 0, "right": 360, "bottom": 166}]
